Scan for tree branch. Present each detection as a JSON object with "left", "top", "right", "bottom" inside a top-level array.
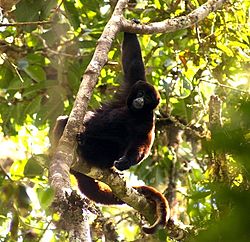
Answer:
[
  {"left": 49, "top": 0, "right": 128, "bottom": 241},
  {"left": 49, "top": 0, "right": 127, "bottom": 202},
  {"left": 71, "top": 160, "right": 155, "bottom": 223},
  {"left": 0, "top": 21, "right": 52, "bottom": 27},
  {"left": 71, "top": 157, "right": 188, "bottom": 239},
  {"left": 121, "top": 0, "right": 226, "bottom": 34}
]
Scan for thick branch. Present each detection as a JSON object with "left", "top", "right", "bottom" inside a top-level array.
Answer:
[
  {"left": 71, "top": 160, "right": 155, "bottom": 223},
  {"left": 121, "top": 0, "right": 226, "bottom": 34},
  {"left": 71, "top": 159, "right": 187, "bottom": 239},
  {"left": 49, "top": 0, "right": 127, "bottom": 200},
  {"left": 49, "top": 0, "right": 128, "bottom": 241}
]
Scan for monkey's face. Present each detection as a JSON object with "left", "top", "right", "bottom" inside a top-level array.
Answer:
[{"left": 127, "top": 81, "right": 160, "bottom": 112}]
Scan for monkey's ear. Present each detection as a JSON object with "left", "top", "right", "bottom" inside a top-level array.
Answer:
[{"left": 122, "top": 33, "right": 146, "bottom": 84}]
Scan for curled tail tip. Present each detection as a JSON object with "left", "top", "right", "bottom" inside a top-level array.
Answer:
[
  {"left": 142, "top": 223, "right": 165, "bottom": 234},
  {"left": 142, "top": 215, "right": 168, "bottom": 234},
  {"left": 142, "top": 226, "right": 156, "bottom": 234},
  {"left": 134, "top": 185, "right": 170, "bottom": 234}
]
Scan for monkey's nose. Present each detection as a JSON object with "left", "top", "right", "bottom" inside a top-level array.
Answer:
[{"left": 133, "top": 97, "right": 144, "bottom": 109}]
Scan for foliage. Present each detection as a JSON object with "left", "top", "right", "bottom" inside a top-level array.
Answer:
[{"left": 0, "top": 0, "right": 249, "bottom": 241}]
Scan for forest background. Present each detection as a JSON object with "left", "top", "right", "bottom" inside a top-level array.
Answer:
[{"left": 0, "top": 0, "right": 250, "bottom": 241}]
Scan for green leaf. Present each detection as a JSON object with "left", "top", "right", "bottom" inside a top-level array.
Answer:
[
  {"left": 37, "top": 187, "right": 54, "bottom": 209},
  {"left": 24, "top": 65, "right": 46, "bottom": 82},
  {"left": 79, "top": 40, "right": 97, "bottom": 49},
  {"left": 217, "top": 43, "right": 234, "bottom": 57},
  {"left": 24, "top": 156, "right": 44, "bottom": 177},
  {"left": 0, "top": 63, "right": 14, "bottom": 88},
  {"left": 40, "top": 0, "right": 57, "bottom": 19},
  {"left": 41, "top": 23, "right": 70, "bottom": 46},
  {"left": 177, "top": 76, "right": 193, "bottom": 99},
  {"left": 22, "top": 80, "right": 58, "bottom": 97},
  {"left": 7, "top": 77, "right": 24, "bottom": 90},
  {"left": 0, "top": 105, "right": 17, "bottom": 136},
  {"left": 26, "top": 54, "right": 45, "bottom": 66},
  {"left": 171, "top": 98, "right": 192, "bottom": 122},
  {"left": 190, "top": 191, "right": 211, "bottom": 200},
  {"left": 14, "top": 0, "right": 42, "bottom": 32},
  {"left": 14, "top": 0, "right": 56, "bottom": 32},
  {"left": 35, "top": 87, "right": 64, "bottom": 125},
  {"left": 16, "top": 185, "right": 31, "bottom": 209},
  {"left": 154, "top": 0, "right": 161, "bottom": 9},
  {"left": 68, "top": 61, "right": 84, "bottom": 92},
  {"left": 14, "top": 102, "right": 26, "bottom": 125},
  {"left": 64, "top": 1, "right": 80, "bottom": 29},
  {"left": 80, "top": 0, "right": 99, "bottom": 11},
  {"left": 24, "top": 96, "right": 42, "bottom": 115}
]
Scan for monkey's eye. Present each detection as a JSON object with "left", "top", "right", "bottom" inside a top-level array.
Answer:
[
  {"left": 137, "top": 90, "right": 144, "bottom": 97},
  {"left": 144, "top": 94, "right": 152, "bottom": 102}
]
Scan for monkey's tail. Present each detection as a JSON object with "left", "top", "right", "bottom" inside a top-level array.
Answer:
[
  {"left": 133, "top": 185, "right": 170, "bottom": 234},
  {"left": 71, "top": 171, "right": 124, "bottom": 205},
  {"left": 72, "top": 171, "right": 170, "bottom": 234}
]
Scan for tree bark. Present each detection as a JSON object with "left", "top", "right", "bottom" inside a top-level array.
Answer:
[{"left": 49, "top": 1, "right": 128, "bottom": 241}]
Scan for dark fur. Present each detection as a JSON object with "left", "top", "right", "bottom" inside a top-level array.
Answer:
[
  {"left": 76, "top": 32, "right": 160, "bottom": 171},
  {"left": 55, "top": 33, "right": 169, "bottom": 234}
]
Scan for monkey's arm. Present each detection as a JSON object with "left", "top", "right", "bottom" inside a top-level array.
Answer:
[
  {"left": 122, "top": 32, "right": 146, "bottom": 84},
  {"left": 114, "top": 136, "right": 151, "bottom": 171}
]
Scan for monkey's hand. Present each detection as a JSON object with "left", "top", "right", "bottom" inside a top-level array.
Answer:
[{"left": 114, "top": 156, "right": 131, "bottom": 171}]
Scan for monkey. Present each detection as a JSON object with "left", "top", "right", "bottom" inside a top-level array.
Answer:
[
  {"left": 76, "top": 32, "right": 160, "bottom": 171},
  {"left": 54, "top": 32, "right": 170, "bottom": 234}
]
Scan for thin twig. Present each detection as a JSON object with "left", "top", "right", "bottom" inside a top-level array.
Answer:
[
  {"left": 0, "top": 163, "right": 13, "bottom": 181},
  {"left": 0, "top": 21, "right": 52, "bottom": 27},
  {"left": 201, "top": 79, "right": 250, "bottom": 94},
  {"left": 157, "top": 116, "right": 207, "bottom": 139}
]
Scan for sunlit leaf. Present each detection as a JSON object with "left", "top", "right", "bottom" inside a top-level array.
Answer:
[
  {"left": 37, "top": 187, "right": 54, "bottom": 209},
  {"left": 23, "top": 65, "right": 46, "bottom": 82},
  {"left": 24, "top": 156, "right": 44, "bottom": 177},
  {"left": 217, "top": 43, "right": 234, "bottom": 57},
  {"left": 64, "top": 1, "right": 80, "bottom": 29}
]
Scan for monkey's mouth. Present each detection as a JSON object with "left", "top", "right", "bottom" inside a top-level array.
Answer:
[{"left": 133, "top": 97, "right": 144, "bottom": 109}]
